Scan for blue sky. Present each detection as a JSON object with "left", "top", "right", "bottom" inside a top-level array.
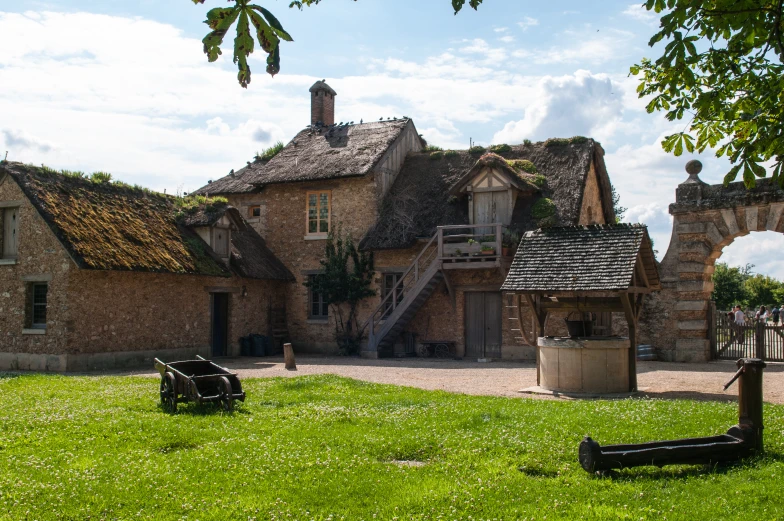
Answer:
[{"left": 2, "top": 1, "right": 783, "bottom": 276}]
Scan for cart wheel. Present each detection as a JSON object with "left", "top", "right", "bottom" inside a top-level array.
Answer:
[
  {"left": 417, "top": 344, "right": 431, "bottom": 358},
  {"left": 434, "top": 343, "right": 450, "bottom": 359},
  {"left": 219, "top": 376, "right": 233, "bottom": 412},
  {"left": 160, "top": 373, "right": 177, "bottom": 413}
]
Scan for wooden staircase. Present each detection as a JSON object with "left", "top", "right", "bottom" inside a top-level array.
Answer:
[{"left": 364, "top": 223, "right": 509, "bottom": 356}]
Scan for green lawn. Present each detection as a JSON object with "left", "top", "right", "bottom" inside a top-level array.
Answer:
[{"left": 1, "top": 374, "right": 783, "bottom": 521}]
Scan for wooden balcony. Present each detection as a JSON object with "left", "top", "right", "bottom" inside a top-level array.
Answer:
[{"left": 437, "top": 223, "right": 506, "bottom": 270}]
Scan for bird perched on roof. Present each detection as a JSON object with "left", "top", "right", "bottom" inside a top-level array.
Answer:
[
  {"left": 379, "top": 117, "right": 383, "bottom": 121},
  {"left": 338, "top": 122, "right": 343, "bottom": 126},
  {"left": 350, "top": 121, "right": 354, "bottom": 125},
  {"left": 393, "top": 117, "right": 397, "bottom": 121},
  {"left": 360, "top": 119, "right": 363, "bottom": 124}
]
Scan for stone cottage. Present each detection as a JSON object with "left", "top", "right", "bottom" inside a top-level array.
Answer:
[
  {"left": 192, "top": 80, "right": 618, "bottom": 360},
  {"left": 0, "top": 163, "right": 292, "bottom": 371}
]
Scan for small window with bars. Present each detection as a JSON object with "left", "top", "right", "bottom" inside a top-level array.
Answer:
[
  {"left": 308, "top": 275, "right": 329, "bottom": 320},
  {"left": 29, "top": 283, "right": 48, "bottom": 329},
  {"left": 306, "top": 191, "right": 331, "bottom": 235}
]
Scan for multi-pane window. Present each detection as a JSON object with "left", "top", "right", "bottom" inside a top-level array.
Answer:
[
  {"left": 308, "top": 275, "right": 329, "bottom": 320},
  {"left": 382, "top": 272, "right": 404, "bottom": 319},
  {"left": 2, "top": 207, "right": 19, "bottom": 259},
  {"left": 306, "top": 191, "right": 331, "bottom": 235},
  {"left": 30, "top": 283, "right": 47, "bottom": 329}
]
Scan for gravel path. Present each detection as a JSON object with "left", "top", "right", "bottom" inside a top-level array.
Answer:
[{"left": 134, "top": 356, "right": 784, "bottom": 404}]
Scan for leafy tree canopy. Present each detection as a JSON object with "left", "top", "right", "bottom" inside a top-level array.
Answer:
[
  {"left": 193, "top": 0, "right": 482, "bottom": 88},
  {"left": 712, "top": 261, "right": 784, "bottom": 310},
  {"left": 632, "top": 0, "right": 784, "bottom": 189}
]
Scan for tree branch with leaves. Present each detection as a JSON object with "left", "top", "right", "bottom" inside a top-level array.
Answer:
[
  {"left": 631, "top": 0, "right": 784, "bottom": 188},
  {"left": 191, "top": 0, "right": 482, "bottom": 87}
]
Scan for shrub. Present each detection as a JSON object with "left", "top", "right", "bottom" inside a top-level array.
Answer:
[
  {"left": 256, "top": 141, "right": 284, "bottom": 162},
  {"left": 523, "top": 139, "right": 532, "bottom": 146},
  {"left": 429, "top": 151, "right": 443, "bottom": 160},
  {"left": 544, "top": 137, "right": 570, "bottom": 147},
  {"left": 506, "top": 159, "right": 537, "bottom": 174},
  {"left": 489, "top": 144, "right": 512, "bottom": 154},
  {"left": 90, "top": 172, "right": 113, "bottom": 183},
  {"left": 444, "top": 150, "right": 459, "bottom": 158},
  {"left": 532, "top": 174, "right": 547, "bottom": 187},
  {"left": 532, "top": 198, "right": 556, "bottom": 220},
  {"left": 424, "top": 145, "right": 443, "bottom": 152},
  {"left": 569, "top": 136, "right": 589, "bottom": 144},
  {"left": 468, "top": 145, "right": 486, "bottom": 155}
]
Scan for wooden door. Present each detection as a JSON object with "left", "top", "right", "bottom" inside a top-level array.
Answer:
[
  {"left": 3, "top": 207, "right": 19, "bottom": 258},
  {"left": 473, "top": 191, "right": 509, "bottom": 234},
  {"left": 211, "top": 293, "right": 229, "bottom": 357},
  {"left": 465, "top": 292, "right": 502, "bottom": 358}
]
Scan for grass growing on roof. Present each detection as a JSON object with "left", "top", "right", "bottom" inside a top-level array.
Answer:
[
  {"left": 256, "top": 141, "right": 285, "bottom": 162},
  {"left": 429, "top": 151, "right": 443, "bottom": 160},
  {"left": 468, "top": 145, "right": 486, "bottom": 155},
  {"left": 0, "top": 374, "right": 782, "bottom": 521},
  {"left": 444, "top": 149, "right": 458, "bottom": 158},
  {"left": 507, "top": 159, "right": 538, "bottom": 175},
  {"left": 489, "top": 144, "right": 512, "bottom": 154},
  {"left": 424, "top": 145, "right": 443, "bottom": 152}
]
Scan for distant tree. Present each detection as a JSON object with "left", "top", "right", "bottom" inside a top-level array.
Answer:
[
  {"left": 744, "top": 273, "right": 783, "bottom": 309},
  {"left": 711, "top": 262, "right": 753, "bottom": 310},
  {"left": 191, "top": 0, "right": 482, "bottom": 87},
  {"left": 305, "top": 229, "right": 375, "bottom": 355},
  {"left": 611, "top": 185, "right": 626, "bottom": 222},
  {"left": 631, "top": 1, "right": 784, "bottom": 189}
]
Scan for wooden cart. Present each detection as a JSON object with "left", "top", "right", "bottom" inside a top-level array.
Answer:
[
  {"left": 417, "top": 341, "right": 456, "bottom": 359},
  {"left": 154, "top": 355, "right": 245, "bottom": 413}
]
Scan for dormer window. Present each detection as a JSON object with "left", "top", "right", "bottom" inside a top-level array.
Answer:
[{"left": 306, "top": 191, "right": 331, "bottom": 236}]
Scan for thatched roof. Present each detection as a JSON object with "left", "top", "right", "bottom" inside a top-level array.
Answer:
[
  {"left": 191, "top": 164, "right": 262, "bottom": 196},
  {"left": 361, "top": 139, "right": 614, "bottom": 250},
  {"left": 1, "top": 162, "right": 290, "bottom": 280},
  {"left": 500, "top": 224, "right": 660, "bottom": 292},
  {"left": 449, "top": 152, "right": 540, "bottom": 195},
  {"left": 194, "top": 120, "right": 414, "bottom": 194},
  {"left": 310, "top": 80, "right": 337, "bottom": 96},
  {"left": 180, "top": 204, "right": 293, "bottom": 281}
]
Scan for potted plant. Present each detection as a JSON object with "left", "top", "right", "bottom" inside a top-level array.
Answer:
[
  {"left": 502, "top": 230, "right": 520, "bottom": 257},
  {"left": 480, "top": 243, "right": 495, "bottom": 255}
]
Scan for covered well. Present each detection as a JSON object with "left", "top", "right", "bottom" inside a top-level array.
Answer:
[{"left": 501, "top": 224, "right": 661, "bottom": 393}]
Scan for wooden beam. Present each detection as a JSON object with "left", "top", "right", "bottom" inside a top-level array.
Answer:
[
  {"left": 522, "top": 293, "right": 544, "bottom": 386},
  {"left": 442, "top": 270, "right": 456, "bottom": 311},
  {"left": 619, "top": 292, "right": 638, "bottom": 392},
  {"left": 635, "top": 252, "right": 650, "bottom": 289}
]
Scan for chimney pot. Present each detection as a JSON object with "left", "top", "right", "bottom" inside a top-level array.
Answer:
[{"left": 310, "top": 80, "right": 336, "bottom": 126}]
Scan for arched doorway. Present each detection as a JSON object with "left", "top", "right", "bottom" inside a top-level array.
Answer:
[{"left": 645, "top": 160, "right": 784, "bottom": 362}]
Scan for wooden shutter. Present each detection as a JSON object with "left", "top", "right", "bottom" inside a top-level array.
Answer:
[{"left": 3, "top": 207, "right": 19, "bottom": 258}]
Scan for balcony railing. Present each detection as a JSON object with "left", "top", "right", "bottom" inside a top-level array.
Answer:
[{"left": 437, "top": 223, "right": 504, "bottom": 264}]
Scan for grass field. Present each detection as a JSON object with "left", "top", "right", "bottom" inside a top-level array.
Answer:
[{"left": 1, "top": 373, "right": 783, "bottom": 521}]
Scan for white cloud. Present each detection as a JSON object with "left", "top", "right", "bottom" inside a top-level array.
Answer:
[
  {"left": 2, "top": 129, "right": 55, "bottom": 153},
  {"left": 622, "top": 4, "right": 658, "bottom": 25},
  {"left": 494, "top": 27, "right": 508, "bottom": 33},
  {"left": 517, "top": 17, "right": 539, "bottom": 30},
  {"left": 492, "top": 70, "right": 623, "bottom": 144},
  {"left": 721, "top": 234, "right": 784, "bottom": 278},
  {"left": 498, "top": 35, "right": 516, "bottom": 44}
]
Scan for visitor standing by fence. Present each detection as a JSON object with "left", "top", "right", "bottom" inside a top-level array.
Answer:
[{"left": 772, "top": 306, "right": 780, "bottom": 326}]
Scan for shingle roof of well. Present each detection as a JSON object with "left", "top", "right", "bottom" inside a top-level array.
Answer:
[
  {"left": 1, "top": 162, "right": 289, "bottom": 280},
  {"left": 500, "top": 224, "right": 659, "bottom": 292},
  {"left": 361, "top": 139, "right": 614, "bottom": 250}
]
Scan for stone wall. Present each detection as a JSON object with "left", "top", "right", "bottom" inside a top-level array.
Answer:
[
  {"left": 0, "top": 174, "right": 74, "bottom": 355},
  {"left": 64, "top": 270, "right": 285, "bottom": 356},
  {"left": 642, "top": 167, "right": 784, "bottom": 362},
  {"left": 227, "top": 176, "right": 380, "bottom": 353}
]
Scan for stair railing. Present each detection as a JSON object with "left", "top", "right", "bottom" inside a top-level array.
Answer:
[{"left": 365, "top": 231, "right": 440, "bottom": 350}]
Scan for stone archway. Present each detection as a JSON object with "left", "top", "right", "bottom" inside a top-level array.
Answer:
[{"left": 643, "top": 160, "right": 784, "bottom": 362}]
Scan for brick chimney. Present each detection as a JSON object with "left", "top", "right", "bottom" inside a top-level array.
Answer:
[{"left": 309, "top": 79, "right": 336, "bottom": 126}]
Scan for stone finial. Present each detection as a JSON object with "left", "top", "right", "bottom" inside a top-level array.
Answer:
[{"left": 681, "top": 160, "right": 706, "bottom": 185}]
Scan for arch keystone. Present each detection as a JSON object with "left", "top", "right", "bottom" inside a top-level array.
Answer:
[{"left": 745, "top": 206, "right": 760, "bottom": 232}]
